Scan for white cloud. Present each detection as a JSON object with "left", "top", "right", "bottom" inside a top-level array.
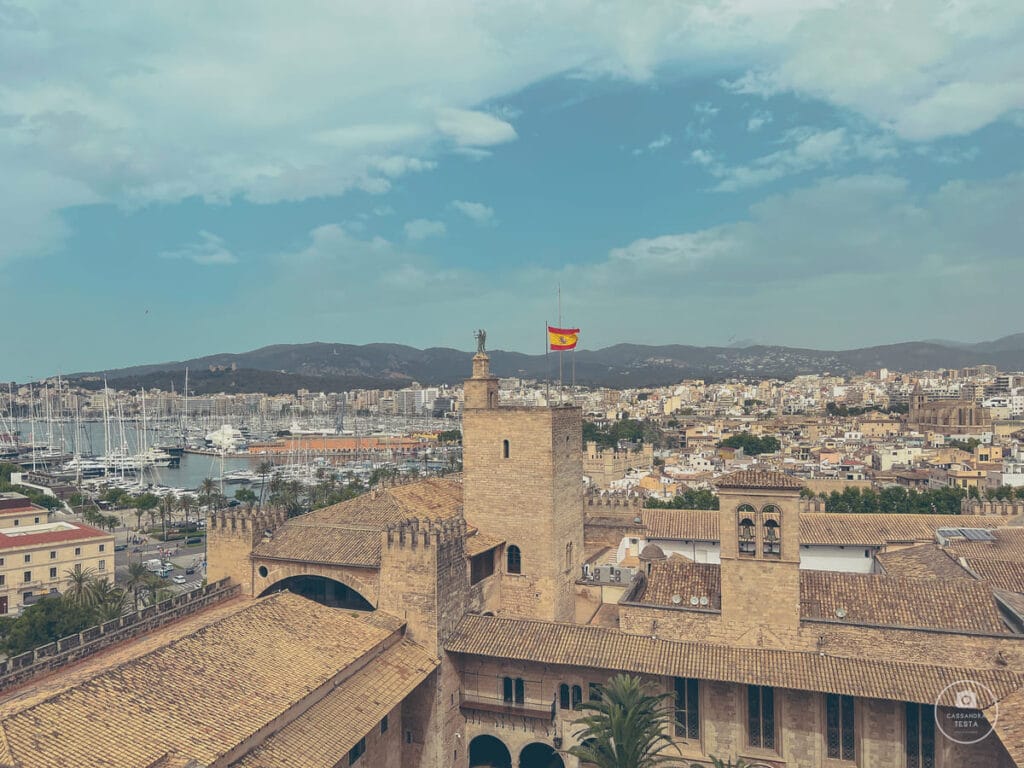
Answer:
[
  {"left": 694, "top": 127, "right": 899, "bottom": 192},
  {"left": 256, "top": 171, "right": 1024, "bottom": 355},
  {"left": 451, "top": 200, "right": 496, "bottom": 224},
  {"left": 436, "top": 109, "right": 517, "bottom": 147},
  {"left": 690, "top": 149, "right": 715, "bottom": 166},
  {"left": 747, "top": 110, "right": 772, "bottom": 132},
  {"left": 404, "top": 218, "right": 447, "bottom": 240},
  {"left": 2, "top": 0, "right": 1022, "bottom": 263},
  {"left": 160, "top": 231, "right": 237, "bottom": 266}
]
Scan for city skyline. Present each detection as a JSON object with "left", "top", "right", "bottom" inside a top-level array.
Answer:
[{"left": 2, "top": 2, "right": 1022, "bottom": 381}]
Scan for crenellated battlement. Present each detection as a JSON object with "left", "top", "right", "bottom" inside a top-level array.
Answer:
[
  {"left": 207, "top": 507, "right": 287, "bottom": 535},
  {"left": 585, "top": 495, "right": 645, "bottom": 509},
  {"left": 383, "top": 516, "right": 468, "bottom": 550},
  {"left": 960, "top": 499, "right": 1024, "bottom": 516}
]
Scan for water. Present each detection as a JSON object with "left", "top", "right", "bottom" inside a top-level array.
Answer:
[{"left": 12, "top": 419, "right": 257, "bottom": 492}]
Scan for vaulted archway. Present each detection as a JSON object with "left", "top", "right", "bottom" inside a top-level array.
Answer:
[
  {"left": 520, "top": 742, "right": 564, "bottom": 768},
  {"left": 258, "top": 574, "right": 373, "bottom": 610},
  {"left": 470, "top": 734, "right": 512, "bottom": 768}
]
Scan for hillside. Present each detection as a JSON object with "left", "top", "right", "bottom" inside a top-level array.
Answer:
[{"left": 62, "top": 333, "right": 1024, "bottom": 393}]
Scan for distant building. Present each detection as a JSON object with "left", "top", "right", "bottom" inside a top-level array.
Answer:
[{"left": 0, "top": 493, "right": 113, "bottom": 616}]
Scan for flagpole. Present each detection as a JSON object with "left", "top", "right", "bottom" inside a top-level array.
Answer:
[
  {"left": 545, "top": 320, "right": 550, "bottom": 406},
  {"left": 558, "top": 284, "right": 563, "bottom": 404}
]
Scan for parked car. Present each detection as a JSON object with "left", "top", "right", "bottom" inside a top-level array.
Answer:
[
  {"left": 114, "top": 544, "right": 128, "bottom": 552},
  {"left": 185, "top": 567, "right": 196, "bottom": 575},
  {"left": 172, "top": 575, "right": 187, "bottom": 584},
  {"left": 185, "top": 536, "right": 202, "bottom": 545}
]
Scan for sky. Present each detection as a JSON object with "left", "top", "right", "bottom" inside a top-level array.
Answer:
[{"left": 2, "top": 0, "right": 1023, "bottom": 380}]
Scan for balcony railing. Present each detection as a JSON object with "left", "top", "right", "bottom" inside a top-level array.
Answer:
[{"left": 460, "top": 692, "right": 556, "bottom": 722}]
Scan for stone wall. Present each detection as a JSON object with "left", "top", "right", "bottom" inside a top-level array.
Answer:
[
  {"left": 961, "top": 499, "right": 1024, "bottom": 516},
  {"left": 463, "top": 405, "right": 584, "bottom": 623},
  {"left": 206, "top": 508, "right": 286, "bottom": 595},
  {"left": 451, "top": 654, "right": 1007, "bottom": 768},
  {"left": 0, "top": 578, "right": 238, "bottom": 692}
]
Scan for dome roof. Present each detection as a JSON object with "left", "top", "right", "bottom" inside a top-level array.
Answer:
[{"left": 638, "top": 543, "right": 666, "bottom": 561}]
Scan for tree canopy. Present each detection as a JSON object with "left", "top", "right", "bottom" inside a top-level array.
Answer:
[
  {"left": 645, "top": 489, "right": 720, "bottom": 510},
  {"left": 568, "top": 673, "right": 682, "bottom": 768},
  {"left": 718, "top": 432, "right": 780, "bottom": 455}
]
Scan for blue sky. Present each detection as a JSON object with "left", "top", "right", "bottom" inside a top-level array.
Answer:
[{"left": 2, "top": 1, "right": 1023, "bottom": 380}]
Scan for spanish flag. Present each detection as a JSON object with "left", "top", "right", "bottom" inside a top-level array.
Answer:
[{"left": 548, "top": 325, "right": 580, "bottom": 351}]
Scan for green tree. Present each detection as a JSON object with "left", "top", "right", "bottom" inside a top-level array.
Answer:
[
  {"left": 62, "top": 567, "right": 98, "bottom": 609},
  {"left": 235, "top": 487, "right": 258, "bottom": 511},
  {"left": 568, "top": 674, "right": 682, "bottom": 768},
  {"left": 256, "top": 461, "right": 274, "bottom": 510},
  {"left": 719, "top": 432, "right": 780, "bottom": 456},
  {"left": 0, "top": 597, "right": 96, "bottom": 656},
  {"left": 125, "top": 561, "right": 150, "bottom": 610}
]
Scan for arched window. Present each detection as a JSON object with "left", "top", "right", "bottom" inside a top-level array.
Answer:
[
  {"left": 762, "top": 505, "right": 781, "bottom": 556},
  {"left": 559, "top": 683, "right": 570, "bottom": 710},
  {"left": 572, "top": 685, "right": 583, "bottom": 709},
  {"left": 737, "top": 505, "right": 756, "bottom": 556},
  {"left": 514, "top": 678, "right": 525, "bottom": 704},
  {"left": 503, "top": 677, "right": 513, "bottom": 703},
  {"left": 502, "top": 439, "right": 510, "bottom": 459},
  {"left": 507, "top": 545, "right": 522, "bottom": 574}
]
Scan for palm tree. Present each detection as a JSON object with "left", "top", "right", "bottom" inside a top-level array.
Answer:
[
  {"left": 88, "top": 579, "right": 129, "bottom": 620},
  {"left": 568, "top": 674, "right": 682, "bottom": 768},
  {"left": 159, "top": 492, "right": 176, "bottom": 541},
  {"left": 178, "top": 493, "right": 196, "bottom": 536},
  {"left": 256, "top": 461, "right": 273, "bottom": 510},
  {"left": 125, "top": 561, "right": 150, "bottom": 610},
  {"left": 62, "top": 566, "right": 98, "bottom": 608}
]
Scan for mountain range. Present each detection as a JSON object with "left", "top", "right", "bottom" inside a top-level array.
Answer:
[{"left": 63, "top": 334, "right": 1024, "bottom": 394}]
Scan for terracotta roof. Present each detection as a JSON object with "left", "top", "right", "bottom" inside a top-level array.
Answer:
[
  {"left": 0, "top": 593, "right": 397, "bottom": 768},
  {"left": 465, "top": 531, "right": 505, "bottom": 557},
  {"left": 636, "top": 557, "right": 721, "bottom": 609},
  {"left": 876, "top": 544, "right": 973, "bottom": 581},
  {"left": 641, "top": 509, "right": 718, "bottom": 541},
  {"left": 632, "top": 558, "right": 1007, "bottom": 634},
  {"left": 233, "top": 639, "right": 437, "bottom": 768},
  {"left": 990, "top": 685, "right": 1024, "bottom": 766},
  {"left": 253, "top": 477, "right": 463, "bottom": 566},
  {"left": 0, "top": 521, "right": 110, "bottom": 549},
  {"left": 968, "top": 559, "right": 1024, "bottom": 593},
  {"left": 800, "top": 570, "right": 1009, "bottom": 634},
  {"left": 715, "top": 470, "right": 804, "bottom": 490},
  {"left": 254, "top": 525, "right": 381, "bottom": 567},
  {"left": 639, "top": 510, "right": 1016, "bottom": 547},
  {"left": 949, "top": 528, "right": 1024, "bottom": 563},
  {"left": 445, "top": 614, "right": 1023, "bottom": 705},
  {"left": 302, "top": 478, "right": 463, "bottom": 528},
  {"left": 799, "top": 513, "right": 1010, "bottom": 546}
]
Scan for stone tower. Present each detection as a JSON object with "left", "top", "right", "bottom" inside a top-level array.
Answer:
[
  {"left": 206, "top": 507, "right": 286, "bottom": 595},
  {"left": 462, "top": 348, "right": 584, "bottom": 623},
  {"left": 378, "top": 517, "right": 469, "bottom": 768},
  {"left": 717, "top": 471, "right": 803, "bottom": 642}
]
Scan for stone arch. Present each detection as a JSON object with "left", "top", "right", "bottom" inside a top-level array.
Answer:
[
  {"left": 470, "top": 734, "right": 512, "bottom": 768},
  {"left": 519, "top": 742, "right": 564, "bottom": 768},
  {"left": 258, "top": 574, "right": 373, "bottom": 610}
]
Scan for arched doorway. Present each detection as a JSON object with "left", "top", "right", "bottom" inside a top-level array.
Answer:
[
  {"left": 258, "top": 574, "right": 373, "bottom": 610},
  {"left": 469, "top": 734, "right": 512, "bottom": 768},
  {"left": 520, "top": 742, "right": 564, "bottom": 768}
]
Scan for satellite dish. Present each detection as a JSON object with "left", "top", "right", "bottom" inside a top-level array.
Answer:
[
  {"left": 671, "top": 594, "right": 682, "bottom": 605},
  {"left": 699, "top": 596, "right": 709, "bottom": 606},
  {"left": 835, "top": 607, "right": 847, "bottom": 618},
  {"left": 690, "top": 596, "right": 700, "bottom": 606}
]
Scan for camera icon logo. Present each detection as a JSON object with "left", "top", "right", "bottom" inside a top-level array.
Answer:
[{"left": 955, "top": 689, "right": 979, "bottom": 709}]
